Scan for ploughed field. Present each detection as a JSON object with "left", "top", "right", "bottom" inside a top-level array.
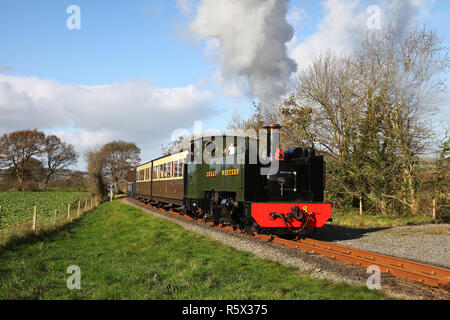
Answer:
[
  {"left": 0, "top": 201, "right": 388, "bottom": 299},
  {"left": 0, "top": 191, "right": 89, "bottom": 230}
]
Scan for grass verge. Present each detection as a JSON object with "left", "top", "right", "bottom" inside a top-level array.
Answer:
[
  {"left": 0, "top": 201, "right": 388, "bottom": 300},
  {"left": 330, "top": 209, "right": 437, "bottom": 228}
]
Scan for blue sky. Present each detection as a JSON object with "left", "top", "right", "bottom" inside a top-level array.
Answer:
[
  {"left": 0, "top": 1, "right": 212, "bottom": 86},
  {"left": 0, "top": 0, "right": 448, "bottom": 168}
]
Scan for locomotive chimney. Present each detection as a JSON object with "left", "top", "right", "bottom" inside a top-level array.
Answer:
[{"left": 263, "top": 123, "right": 282, "bottom": 160}]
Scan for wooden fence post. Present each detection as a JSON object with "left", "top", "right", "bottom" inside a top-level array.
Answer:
[
  {"left": 32, "top": 206, "right": 37, "bottom": 233},
  {"left": 67, "top": 203, "right": 71, "bottom": 221},
  {"left": 84, "top": 199, "right": 87, "bottom": 212},
  {"left": 54, "top": 208, "right": 58, "bottom": 225},
  {"left": 359, "top": 196, "right": 363, "bottom": 216},
  {"left": 432, "top": 198, "right": 436, "bottom": 220},
  {"left": 77, "top": 200, "right": 81, "bottom": 217}
]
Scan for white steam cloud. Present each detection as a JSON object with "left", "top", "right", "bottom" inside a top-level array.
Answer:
[{"left": 189, "top": 0, "right": 297, "bottom": 106}]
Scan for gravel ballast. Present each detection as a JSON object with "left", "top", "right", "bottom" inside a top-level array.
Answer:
[{"left": 122, "top": 198, "right": 450, "bottom": 300}]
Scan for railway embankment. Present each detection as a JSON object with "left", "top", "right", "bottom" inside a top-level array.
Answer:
[
  {"left": 124, "top": 198, "right": 450, "bottom": 300},
  {"left": 0, "top": 200, "right": 387, "bottom": 300}
]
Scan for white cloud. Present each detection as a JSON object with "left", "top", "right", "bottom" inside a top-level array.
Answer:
[
  {"left": 289, "top": 0, "right": 433, "bottom": 74},
  {"left": 286, "top": 6, "right": 310, "bottom": 30},
  {"left": 0, "top": 74, "right": 214, "bottom": 168},
  {"left": 176, "top": 0, "right": 197, "bottom": 14},
  {"left": 289, "top": 0, "right": 366, "bottom": 72},
  {"left": 49, "top": 128, "right": 117, "bottom": 153}
]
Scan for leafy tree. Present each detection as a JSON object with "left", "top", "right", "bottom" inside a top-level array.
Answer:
[
  {"left": 3, "top": 157, "right": 45, "bottom": 190},
  {"left": 0, "top": 129, "right": 45, "bottom": 190},
  {"left": 85, "top": 148, "right": 107, "bottom": 200},
  {"left": 42, "top": 135, "right": 78, "bottom": 190},
  {"left": 99, "top": 141, "right": 140, "bottom": 196}
]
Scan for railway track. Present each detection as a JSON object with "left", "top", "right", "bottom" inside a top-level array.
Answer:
[{"left": 131, "top": 198, "right": 450, "bottom": 290}]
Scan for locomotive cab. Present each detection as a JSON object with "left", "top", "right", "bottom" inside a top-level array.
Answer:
[
  {"left": 246, "top": 124, "right": 331, "bottom": 235},
  {"left": 266, "top": 147, "right": 325, "bottom": 203}
]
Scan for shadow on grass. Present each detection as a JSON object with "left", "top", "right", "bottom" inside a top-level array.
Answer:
[
  {"left": 0, "top": 211, "right": 92, "bottom": 255},
  {"left": 305, "top": 224, "right": 391, "bottom": 241}
]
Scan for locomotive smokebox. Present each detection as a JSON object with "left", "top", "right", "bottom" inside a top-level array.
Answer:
[{"left": 263, "top": 123, "right": 282, "bottom": 160}]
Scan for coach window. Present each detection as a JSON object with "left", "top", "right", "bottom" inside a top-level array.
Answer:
[
  {"left": 159, "top": 164, "right": 163, "bottom": 179},
  {"left": 174, "top": 160, "right": 179, "bottom": 177},
  {"left": 178, "top": 160, "right": 183, "bottom": 177},
  {"left": 168, "top": 162, "right": 172, "bottom": 178}
]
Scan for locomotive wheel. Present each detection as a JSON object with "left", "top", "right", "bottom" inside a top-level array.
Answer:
[{"left": 243, "top": 221, "right": 259, "bottom": 235}]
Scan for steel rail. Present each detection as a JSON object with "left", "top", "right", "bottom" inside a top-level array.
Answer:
[
  {"left": 131, "top": 199, "right": 450, "bottom": 290},
  {"left": 302, "top": 238, "right": 450, "bottom": 280},
  {"left": 273, "top": 237, "right": 449, "bottom": 289}
]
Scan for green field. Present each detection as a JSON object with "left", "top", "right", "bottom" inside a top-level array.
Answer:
[
  {"left": 0, "top": 201, "right": 388, "bottom": 299},
  {"left": 0, "top": 191, "right": 90, "bottom": 229}
]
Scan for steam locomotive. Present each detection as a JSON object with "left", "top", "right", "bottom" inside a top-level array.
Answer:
[{"left": 127, "top": 124, "right": 331, "bottom": 235}]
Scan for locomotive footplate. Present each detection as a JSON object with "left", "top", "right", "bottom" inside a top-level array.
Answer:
[{"left": 250, "top": 202, "right": 331, "bottom": 229}]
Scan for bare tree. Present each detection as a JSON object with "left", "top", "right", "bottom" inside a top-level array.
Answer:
[
  {"left": 0, "top": 129, "right": 45, "bottom": 191},
  {"left": 100, "top": 141, "right": 140, "bottom": 195},
  {"left": 361, "top": 27, "right": 448, "bottom": 215},
  {"left": 42, "top": 135, "right": 78, "bottom": 190},
  {"left": 284, "top": 26, "right": 448, "bottom": 215},
  {"left": 161, "top": 135, "right": 192, "bottom": 156},
  {"left": 229, "top": 102, "right": 268, "bottom": 133}
]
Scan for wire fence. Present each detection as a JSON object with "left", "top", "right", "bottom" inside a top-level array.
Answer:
[{"left": 0, "top": 195, "right": 99, "bottom": 248}]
